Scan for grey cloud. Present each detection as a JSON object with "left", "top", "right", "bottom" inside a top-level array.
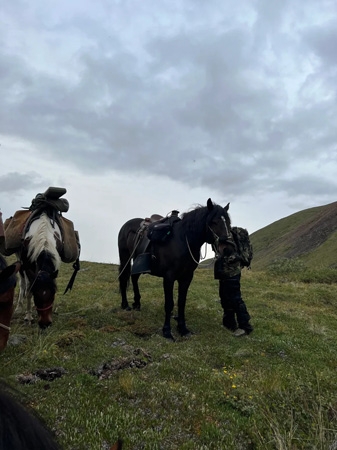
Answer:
[
  {"left": 0, "top": 172, "right": 48, "bottom": 194},
  {"left": 275, "top": 175, "right": 337, "bottom": 199},
  {"left": 302, "top": 17, "right": 337, "bottom": 66},
  {"left": 1, "top": 1, "right": 337, "bottom": 202}
]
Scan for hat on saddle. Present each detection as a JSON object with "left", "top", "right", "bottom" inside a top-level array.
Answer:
[{"left": 30, "top": 187, "right": 69, "bottom": 213}]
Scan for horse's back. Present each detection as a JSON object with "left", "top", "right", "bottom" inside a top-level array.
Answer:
[
  {"left": 118, "top": 218, "right": 143, "bottom": 241},
  {"left": 118, "top": 217, "right": 143, "bottom": 256},
  {"left": 119, "top": 218, "right": 143, "bottom": 233}
]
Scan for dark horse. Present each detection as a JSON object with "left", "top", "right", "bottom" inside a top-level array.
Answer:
[
  {"left": 118, "top": 198, "right": 232, "bottom": 339},
  {"left": 0, "top": 211, "right": 21, "bottom": 351},
  {"left": 0, "top": 255, "right": 21, "bottom": 351}
]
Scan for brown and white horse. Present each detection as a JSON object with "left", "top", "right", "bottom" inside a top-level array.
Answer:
[
  {"left": 16, "top": 212, "right": 62, "bottom": 329},
  {"left": 0, "top": 255, "right": 21, "bottom": 351}
]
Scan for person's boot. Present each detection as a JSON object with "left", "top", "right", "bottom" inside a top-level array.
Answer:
[
  {"left": 222, "top": 311, "right": 237, "bottom": 331},
  {"left": 233, "top": 323, "right": 253, "bottom": 337},
  {"left": 234, "top": 302, "right": 253, "bottom": 336}
]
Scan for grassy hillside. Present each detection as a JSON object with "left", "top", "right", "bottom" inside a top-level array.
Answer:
[
  {"left": 1, "top": 261, "right": 337, "bottom": 449},
  {"left": 250, "top": 201, "right": 337, "bottom": 270}
]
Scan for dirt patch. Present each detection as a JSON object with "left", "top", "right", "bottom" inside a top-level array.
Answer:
[
  {"left": 90, "top": 348, "right": 152, "bottom": 380},
  {"left": 17, "top": 367, "right": 67, "bottom": 384}
]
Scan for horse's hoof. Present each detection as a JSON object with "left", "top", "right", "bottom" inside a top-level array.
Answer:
[
  {"left": 164, "top": 333, "right": 175, "bottom": 341},
  {"left": 132, "top": 303, "right": 141, "bottom": 311},
  {"left": 178, "top": 326, "right": 192, "bottom": 337},
  {"left": 24, "top": 318, "right": 34, "bottom": 326},
  {"left": 162, "top": 328, "right": 175, "bottom": 341},
  {"left": 121, "top": 305, "right": 131, "bottom": 311}
]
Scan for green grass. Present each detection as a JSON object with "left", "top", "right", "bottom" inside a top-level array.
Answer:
[{"left": 2, "top": 262, "right": 337, "bottom": 449}]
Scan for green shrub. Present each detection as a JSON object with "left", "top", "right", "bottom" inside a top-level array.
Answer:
[{"left": 267, "top": 257, "right": 307, "bottom": 276}]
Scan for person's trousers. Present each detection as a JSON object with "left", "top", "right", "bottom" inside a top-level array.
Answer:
[{"left": 219, "top": 273, "right": 251, "bottom": 330}]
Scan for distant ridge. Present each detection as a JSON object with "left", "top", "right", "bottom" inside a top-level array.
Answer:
[{"left": 250, "top": 201, "right": 337, "bottom": 270}]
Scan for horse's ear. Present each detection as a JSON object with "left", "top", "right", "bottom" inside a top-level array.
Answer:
[
  {"left": 224, "top": 202, "right": 230, "bottom": 212},
  {"left": 207, "top": 198, "right": 213, "bottom": 210},
  {"left": 0, "top": 262, "right": 20, "bottom": 282}
]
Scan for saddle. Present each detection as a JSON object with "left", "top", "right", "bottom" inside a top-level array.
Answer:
[
  {"left": 2, "top": 187, "right": 80, "bottom": 263},
  {"left": 131, "top": 210, "right": 180, "bottom": 275}
]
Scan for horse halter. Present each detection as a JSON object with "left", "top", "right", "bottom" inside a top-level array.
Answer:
[
  {"left": 35, "top": 303, "right": 53, "bottom": 312},
  {"left": 208, "top": 215, "right": 232, "bottom": 255},
  {"left": 28, "top": 270, "right": 55, "bottom": 313}
]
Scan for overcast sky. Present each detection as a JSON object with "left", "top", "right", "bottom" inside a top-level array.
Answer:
[{"left": 1, "top": 0, "right": 336, "bottom": 264}]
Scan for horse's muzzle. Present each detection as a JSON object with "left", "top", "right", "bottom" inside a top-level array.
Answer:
[
  {"left": 38, "top": 320, "right": 52, "bottom": 330},
  {"left": 36, "top": 304, "right": 53, "bottom": 329}
]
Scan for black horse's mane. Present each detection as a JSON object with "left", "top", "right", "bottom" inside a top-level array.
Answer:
[
  {"left": 181, "top": 203, "right": 211, "bottom": 221},
  {"left": 180, "top": 204, "right": 209, "bottom": 234},
  {"left": 180, "top": 203, "right": 229, "bottom": 234}
]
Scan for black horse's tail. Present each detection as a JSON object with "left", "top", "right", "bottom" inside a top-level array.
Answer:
[
  {"left": 117, "top": 218, "right": 144, "bottom": 307},
  {"left": 117, "top": 223, "right": 134, "bottom": 292}
]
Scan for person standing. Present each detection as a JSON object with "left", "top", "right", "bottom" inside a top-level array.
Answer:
[{"left": 214, "top": 227, "right": 253, "bottom": 337}]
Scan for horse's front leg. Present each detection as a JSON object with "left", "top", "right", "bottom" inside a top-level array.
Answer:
[
  {"left": 162, "top": 277, "right": 175, "bottom": 340},
  {"left": 14, "top": 273, "right": 25, "bottom": 315},
  {"left": 176, "top": 274, "right": 194, "bottom": 336},
  {"left": 18, "top": 273, "right": 35, "bottom": 324},
  {"left": 24, "top": 291, "right": 34, "bottom": 324},
  {"left": 15, "top": 273, "right": 33, "bottom": 324}
]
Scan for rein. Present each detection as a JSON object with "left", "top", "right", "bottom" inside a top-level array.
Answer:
[
  {"left": 0, "top": 323, "right": 10, "bottom": 332},
  {"left": 185, "top": 236, "right": 216, "bottom": 267},
  {"left": 117, "top": 231, "right": 143, "bottom": 282}
]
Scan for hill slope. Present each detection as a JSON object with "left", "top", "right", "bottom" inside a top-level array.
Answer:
[{"left": 250, "top": 201, "right": 337, "bottom": 270}]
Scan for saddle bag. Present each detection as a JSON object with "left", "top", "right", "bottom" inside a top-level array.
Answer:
[
  {"left": 147, "top": 222, "right": 172, "bottom": 243},
  {"left": 58, "top": 216, "right": 80, "bottom": 263},
  {"left": 3, "top": 210, "right": 32, "bottom": 255}
]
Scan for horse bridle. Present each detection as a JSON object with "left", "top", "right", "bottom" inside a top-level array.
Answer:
[
  {"left": 35, "top": 303, "right": 53, "bottom": 312},
  {"left": 185, "top": 214, "right": 232, "bottom": 264},
  {"left": 28, "top": 270, "right": 55, "bottom": 313},
  {"left": 208, "top": 215, "right": 232, "bottom": 256}
]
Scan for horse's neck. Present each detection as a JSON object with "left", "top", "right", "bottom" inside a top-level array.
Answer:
[
  {"left": 25, "top": 213, "right": 62, "bottom": 269},
  {"left": 181, "top": 217, "right": 207, "bottom": 250}
]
